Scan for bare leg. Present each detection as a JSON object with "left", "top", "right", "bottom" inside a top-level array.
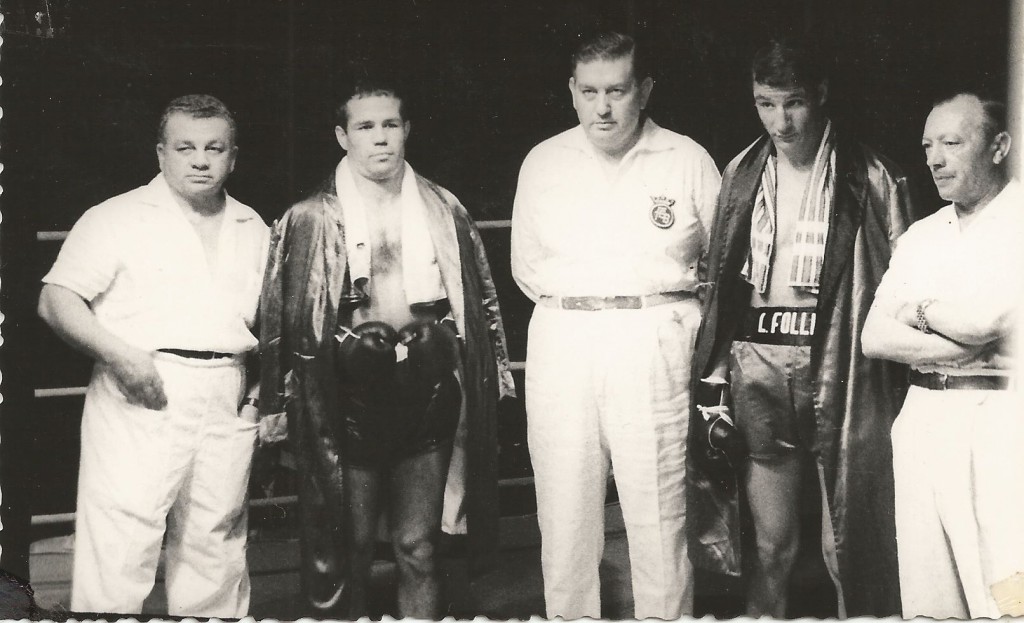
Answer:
[
  {"left": 342, "top": 465, "right": 382, "bottom": 619},
  {"left": 389, "top": 444, "right": 453, "bottom": 619},
  {"left": 745, "top": 453, "right": 803, "bottom": 617}
]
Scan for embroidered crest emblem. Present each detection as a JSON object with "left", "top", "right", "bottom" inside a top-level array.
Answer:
[{"left": 649, "top": 196, "right": 676, "bottom": 229}]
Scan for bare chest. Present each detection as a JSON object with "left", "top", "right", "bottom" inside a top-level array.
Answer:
[
  {"left": 353, "top": 204, "right": 417, "bottom": 327},
  {"left": 752, "top": 165, "right": 818, "bottom": 307},
  {"left": 366, "top": 206, "right": 404, "bottom": 274}
]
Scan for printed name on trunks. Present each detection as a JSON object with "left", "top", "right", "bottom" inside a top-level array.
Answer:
[
  {"left": 757, "top": 309, "right": 816, "bottom": 336},
  {"left": 737, "top": 307, "right": 818, "bottom": 346}
]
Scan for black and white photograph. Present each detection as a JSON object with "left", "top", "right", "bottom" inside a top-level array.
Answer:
[{"left": 2, "top": 0, "right": 1023, "bottom": 619}]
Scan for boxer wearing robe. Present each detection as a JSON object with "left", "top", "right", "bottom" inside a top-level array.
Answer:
[{"left": 258, "top": 80, "right": 514, "bottom": 619}]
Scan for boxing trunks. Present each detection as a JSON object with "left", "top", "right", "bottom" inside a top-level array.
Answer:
[
  {"left": 334, "top": 307, "right": 462, "bottom": 469},
  {"left": 730, "top": 306, "right": 817, "bottom": 460}
]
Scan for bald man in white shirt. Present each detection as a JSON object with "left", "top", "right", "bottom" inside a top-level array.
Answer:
[
  {"left": 863, "top": 92, "right": 1024, "bottom": 619},
  {"left": 38, "top": 94, "right": 269, "bottom": 618},
  {"left": 511, "top": 31, "right": 720, "bottom": 619}
]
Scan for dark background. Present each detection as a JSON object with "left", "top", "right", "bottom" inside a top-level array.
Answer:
[{"left": 0, "top": 0, "right": 1012, "bottom": 596}]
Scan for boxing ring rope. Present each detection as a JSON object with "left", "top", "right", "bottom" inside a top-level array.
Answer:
[
  {"left": 31, "top": 496, "right": 301, "bottom": 526},
  {"left": 31, "top": 221, "right": 526, "bottom": 527},
  {"left": 33, "top": 361, "right": 527, "bottom": 400},
  {"left": 35, "top": 220, "right": 513, "bottom": 242}
]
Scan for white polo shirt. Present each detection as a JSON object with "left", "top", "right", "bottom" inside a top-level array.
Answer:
[
  {"left": 511, "top": 119, "right": 721, "bottom": 301},
  {"left": 43, "top": 174, "right": 270, "bottom": 354},
  {"left": 873, "top": 179, "right": 1024, "bottom": 373}
]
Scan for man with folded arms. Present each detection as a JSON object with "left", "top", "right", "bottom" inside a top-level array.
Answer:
[
  {"left": 863, "top": 91, "right": 1024, "bottom": 619},
  {"left": 511, "top": 31, "right": 720, "bottom": 619},
  {"left": 38, "top": 94, "right": 268, "bottom": 617}
]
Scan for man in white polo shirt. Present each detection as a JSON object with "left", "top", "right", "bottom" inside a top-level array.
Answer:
[
  {"left": 37, "top": 94, "right": 269, "bottom": 617},
  {"left": 511, "top": 31, "right": 720, "bottom": 619},
  {"left": 863, "top": 92, "right": 1024, "bottom": 618}
]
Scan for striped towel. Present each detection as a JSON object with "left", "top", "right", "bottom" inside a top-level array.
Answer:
[{"left": 743, "top": 120, "right": 836, "bottom": 294}]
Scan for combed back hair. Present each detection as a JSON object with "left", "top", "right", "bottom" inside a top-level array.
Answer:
[
  {"left": 335, "top": 79, "right": 407, "bottom": 129},
  {"left": 158, "top": 94, "right": 236, "bottom": 144},
  {"left": 751, "top": 37, "right": 828, "bottom": 91},
  {"left": 572, "top": 31, "right": 650, "bottom": 81},
  {"left": 934, "top": 91, "right": 1007, "bottom": 143}
]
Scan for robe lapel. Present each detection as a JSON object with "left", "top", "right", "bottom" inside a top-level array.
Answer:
[
  {"left": 722, "top": 137, "right": 772, "bottom": 280},
  {"left": 320, "top": 182, "right": 348, "bottom": 336},
  {"left": 417, "top": 177, "right": 466, "bottom": 336},
  {"left": 816, "top": 141, "right": 863, "bottom": 315}
]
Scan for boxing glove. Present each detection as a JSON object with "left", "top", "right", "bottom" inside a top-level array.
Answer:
[
  {"left": 336, "top": 321, "right": 400, "bottom": 387},
  {"left": 694, "top": 377, "right": 747, "bottom": 491},
  {"left": 397, "top": 320, "right": 459, "bottom": 385}
]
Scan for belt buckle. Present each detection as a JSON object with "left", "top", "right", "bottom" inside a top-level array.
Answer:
[
  {"left": 935, "top": 373, "right": 949, "bottom": 390},
  {"left": 562, "top": 297, "right": 593, "bottom": 311}
]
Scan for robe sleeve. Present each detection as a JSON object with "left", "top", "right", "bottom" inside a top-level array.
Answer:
[
  {"left": 257, "top": 216, "right": 290, "bottom": 445},
  {"left": 467, "top": 212, "right": 516, "bottom": 400}
]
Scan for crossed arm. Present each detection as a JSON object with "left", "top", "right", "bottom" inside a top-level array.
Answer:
[{"left": 861, "top": 291, "right": 996, "bottom": 367}]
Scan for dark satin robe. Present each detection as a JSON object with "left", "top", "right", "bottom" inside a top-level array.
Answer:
[
  {"left": 257, "top": 172, "right": 515, "bottom": 613},
  {"left": 689, "top": 130, "right": 914, "bottom": 616}
]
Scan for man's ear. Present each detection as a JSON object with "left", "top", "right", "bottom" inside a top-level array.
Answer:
[
  {"left": 639, "top": 76, "right": 654, "bottom": 110},
  {"left": 992, "top": 131, "right": 1012, "bottom": 165},
  {"left": 568, "top": 76, "right": 579, "bottom": 111},
  {"left": 403, "top": 120, "right": 411, "bottom": 141},
  {"left": 335, "top": 125, "right": 349, "bottom": 151},
  {"left": 156, "top": 143, "right": 166, "bottom": 170},
  {"left": 816, "top": 79, "right": 829, "bottom": 107}
]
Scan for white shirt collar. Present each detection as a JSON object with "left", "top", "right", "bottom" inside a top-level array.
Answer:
[{"left": 143, "top": 174, "right": 253, "bottom": 222}]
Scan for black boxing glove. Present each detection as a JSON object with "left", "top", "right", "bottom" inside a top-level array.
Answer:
[
  {"left": 336, "top": 321, "right": 400, "bottom": 386},
  {"left": 704, "top": 406, "right": 747, "bottom": 467},
  {"left": 694, "top": 377, "right": 747, "bottom": 489},
  {"left": 397, "top": 320, "right": 459, "bottom": 385}
]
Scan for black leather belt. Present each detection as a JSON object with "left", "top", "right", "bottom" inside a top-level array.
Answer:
[
  {"left": 909, "top": 370, "right": 1011, "bottom": 391},
  {"left": 157, "top": 348, "right": 235, "bottom": 360}
]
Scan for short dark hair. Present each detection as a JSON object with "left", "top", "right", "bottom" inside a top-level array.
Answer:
[
  {"left": 571, "top": 31, "right": 650, "bottom": 81},
  {"left": 335, "top": 79, "right": 407, "bottom": 129},
  {"left": 933, "top": 91, "right": 1007, "bottom": 143},
  {"left": 158, "top": 94, "right": 236, "bottom": 144},
  {"left": 751, "top": 36, "right": 828, "bottom": 91}
]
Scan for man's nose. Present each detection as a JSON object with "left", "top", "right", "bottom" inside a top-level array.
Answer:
[
  {"left": 778, "top": 109, "right": 793, "bottom": 131},
  {"left": 596, "top": 92, "right": 612, "bottom": 115},
  {"left": 190, "top": 149, "right": 210, "bottom": 168},
  {"left": 926, "top": 147, "right": 945, "bottom": 168},
  {"left": 372, "top": 126, "right": 388, "bottom": 144}
]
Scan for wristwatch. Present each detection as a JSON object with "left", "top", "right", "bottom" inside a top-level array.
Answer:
[{"left": 916, "top": 299, "right": 937, "bottom": 334}]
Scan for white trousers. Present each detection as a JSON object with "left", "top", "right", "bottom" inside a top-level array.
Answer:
[
  {"left": 71, "top": 353, "right": 257, "bottom": 617},
  {"left": 526, "top": 300, "right": 699, "bottom": 619},
  {"left": 892, "top": 386, "right": 1024, "bottom": 619}
]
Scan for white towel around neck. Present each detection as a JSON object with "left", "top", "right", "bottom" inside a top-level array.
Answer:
[{"left": 335, "top": 157, "right": 446, "bottom": 305}]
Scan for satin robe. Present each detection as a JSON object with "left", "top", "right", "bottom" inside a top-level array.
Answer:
[
  {"left": 257, "top": 172, "right": 515, "bottom": 613},
  {"left": 689, "top": 130, "right": 914, "bottom": 616}
]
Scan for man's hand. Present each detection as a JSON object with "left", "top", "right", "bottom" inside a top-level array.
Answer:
[
  {"left": 239, "top": 400, "right": 259, "bottom": 424},
  {"left": 109, "top": 348, "right": 167, "bottom": 410},
  {"left": 948, "top": 341, "right": 1000, "bottom": 368},
  {"left": 39, "top": 284, "right": 169, "bottom": 410}
]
